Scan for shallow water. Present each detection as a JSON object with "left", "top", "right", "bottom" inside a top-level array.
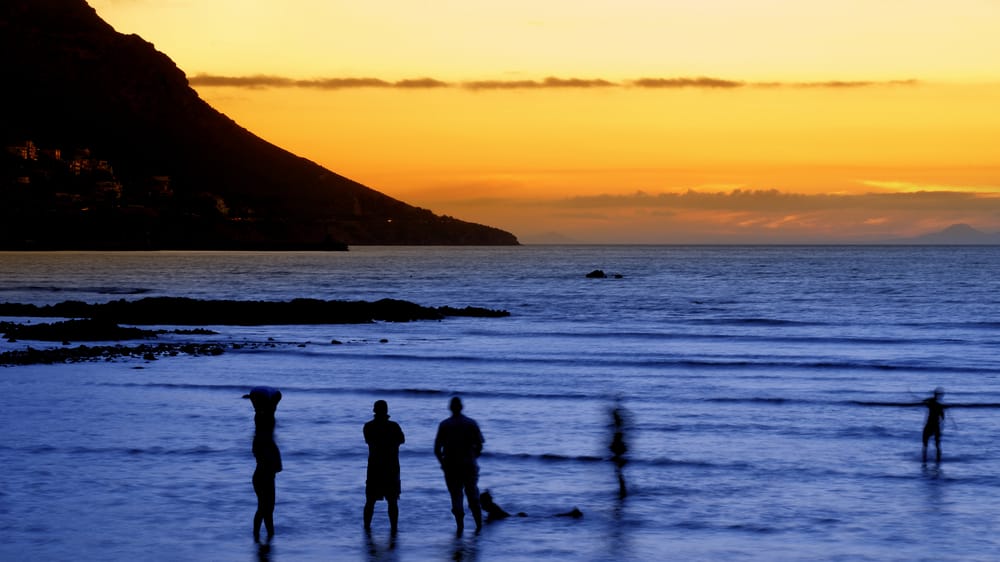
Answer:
[{"left": 2, "top": 247, "right": 1000, "bottom": 560}]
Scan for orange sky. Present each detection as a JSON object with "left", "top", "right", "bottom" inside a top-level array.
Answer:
[{"left": 90, "top": 1, "right": 1000, "bottom": 243}]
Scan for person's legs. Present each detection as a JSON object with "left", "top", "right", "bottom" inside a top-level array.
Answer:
[
  {"left": 261, "top": 480, "right": 275, "bottom": 538},
  {"left": 934, "top": 430, "right": 942, "bottom": 460},
  {"left": 444, "top": 470, "right": 465, "bottom": 531},
  {"left": 922, "top": 426, "right": 932, "bottom": 461},
  {"left": 253, "top": 470, "right": 276, "bottom": 541},
  {"left": 464, "top": 472, "right": 482, "bottom": 530},
  {"left": 363, "top": 497, "right": 376, "bottom": 531},
  {"left": 387, "top": 498, "right": 399, "bottom": 533}
]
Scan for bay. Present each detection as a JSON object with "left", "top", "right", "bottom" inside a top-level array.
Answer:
[{"left": 2, "top": 246, "right": 999, "bottom": 561}]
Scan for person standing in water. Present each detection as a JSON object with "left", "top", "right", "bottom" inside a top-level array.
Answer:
[
  {"left": 610, "top": 401, "right": 628, "bottom": 499},
  {"left": 434, "top": 396, "right": 485, "bottom": 534},
  {"left": 923, "top": 387, "right": 947, "bottom": 462},
  {"left": 244, "top": 386, "right": 283, "bottom": 543},
  {"left": 363, "top": 400, "right": 405, "bottom": 534}
]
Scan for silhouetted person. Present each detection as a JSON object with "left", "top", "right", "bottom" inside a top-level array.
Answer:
[
  {"left": 923, "top": 388, "right": 946, "bottom": 462},
  {"left": 244, "top": 386, "right": 283, "bottom": 543},
  {"left": 363, "top": 399, "right": 405, "bottom": 533},
  {"left": 610, "top": 402, "right": 628, "bottom": 499},
  {"left": 434, "top": 396, "right": 485, "bottom": 533}
]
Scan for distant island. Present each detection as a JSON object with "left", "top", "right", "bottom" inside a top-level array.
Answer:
[
  {"left": 0, "top": 0, "right": 518, "bottom": 249},
  {"left": 885, "top": 223, "right": 1000, "bottom": 245}
]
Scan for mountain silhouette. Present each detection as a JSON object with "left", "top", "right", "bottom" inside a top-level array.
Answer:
[
  {"left": 0, "top": 0, "right": 518, "bottom": 248},
  {"left": 888, "top": 223, "right": 1000, "bottom": 245}
]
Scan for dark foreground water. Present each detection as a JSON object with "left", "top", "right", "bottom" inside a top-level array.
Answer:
[{"left": 2, "top": 247, "right": 1000, "bottom": 561}]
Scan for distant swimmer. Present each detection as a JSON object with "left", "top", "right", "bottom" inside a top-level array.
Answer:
[
  {"left": 243, "top": 386, "right": 283, "bottom": 543},
  {"left": 434, "top": 396, "right": 485, "bottom": 534},
  {"left": 363, "top": 400, "right": 405, "bottom": 534},
  {"left": 922, "top": 388, "right": 946, "bottom": 462}
]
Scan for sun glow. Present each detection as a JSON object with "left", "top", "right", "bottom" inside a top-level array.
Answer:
[{"left": 90, "top": 0, "right": 1000, "bottom": 242}]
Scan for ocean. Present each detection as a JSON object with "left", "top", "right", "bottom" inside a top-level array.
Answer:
[{"left": 2, "top": 246, "right": 999, "bottom": 561}]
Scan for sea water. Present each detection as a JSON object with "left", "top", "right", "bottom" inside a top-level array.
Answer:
[{"left": 1, "top": 246, "right": 1000, "bottom": 561}]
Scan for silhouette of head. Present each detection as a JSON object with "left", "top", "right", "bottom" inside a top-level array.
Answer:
[
  {"left": 373, "top": 399, "right": 389, "bottom": 416},
  {"left": 934, "top": 387, "right": 944, "bottom": 399},
  {"left": 243, "top": 386, "right": 282, "bottom": 414},
  {"left": 449, "top": 396, "right": 463, "bottom": 414}
]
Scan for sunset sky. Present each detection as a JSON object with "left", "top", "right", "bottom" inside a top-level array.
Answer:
[{"left": 90, "top": 0, "right": 1000, "bottom": 243}]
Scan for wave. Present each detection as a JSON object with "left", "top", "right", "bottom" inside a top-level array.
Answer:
[
  {"left": 234, "top": 345, "right": 1000, "bottom": 375},
  {"left": 466, "top": 328, "right": 930, "bottom": 347},
  {"left": 682, "top": 317, "right": 825, "bottom": 327},
  {"left": 903, "top": 321, "right": 1000, "bottom": 330},
  {"left": 485, "top": 451, "right": 606, "bottom": 464},
  {"left": 0, "top": 285, "right": 151, "bottom": 295},
  {"left": 95, "top": 382, "right": 1000, "bottom": 414},
  {"left": 853, "top": 400, "right": 1000, "bottom": 409},
  {"left": 0, "top": 443, "right": 241, "bottom": 457},
  {"left": 96, "top": 381, "right": 599, "bottom": 401}
]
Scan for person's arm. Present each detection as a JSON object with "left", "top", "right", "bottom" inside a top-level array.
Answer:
[
  {"left": 434, "top": 424, "right": 445, "bottom": 464},
  {"left": 474, "top": 423, "right": 484, "bottom": 457}
]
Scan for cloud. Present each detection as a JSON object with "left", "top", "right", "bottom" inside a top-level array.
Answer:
[
  {"left": 630, "top": 77, "right": 744, "bottom": 88},
  {"left": 190, "top": 73, "right": 920, "bottom": 91},
  {"left": 536, "top": 188, "right": 1000, "bottom": 216},
  {"left": 394, "top": 78, "right": 450, "bottom": 89},
  {"left": 188, "top": 74, "right": 444, "bottom": 89},
  {"left": 860, "top": 180, "right": 1000, "bottom": 193},
  {"left": 420, "top": 186, "right": 1000, "bottom": 244},
  {"left": 462, "top": 77, "right": 619, "bottom": 90},
  {"left": 759, "top": 79, "right": 920, "bottom": 88}
]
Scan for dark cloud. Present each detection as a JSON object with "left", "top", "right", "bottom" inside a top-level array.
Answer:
[
  {"left": 188, "top": 74, "right": 297, "bottom": 89},
  {"left": 554, "top": 189, "right": 999, "bottom": 214},
  {"left": 774, "top": 79, "right": 920, "bottom": 89},
  {"left": 190, "top": 73, "right": 920, "bottom": 91},
  {"left": 462, "top": 77, "right": 618, "bottom": 90},
  {"left": 304, "top": 77, "right": 393, "bottom": 88},
  {"left": 394, "top": 78, "right": 450, "bottom": 89},
  {"left": 630, "top": 77, "right": 744, "bottom": 88},
  {"left": 189, "top": 74, "right": 439, "bottom": 89}
]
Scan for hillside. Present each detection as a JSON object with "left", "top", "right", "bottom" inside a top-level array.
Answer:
[{"left": 0, "top": 0, "right": 518, "bottom": 248}]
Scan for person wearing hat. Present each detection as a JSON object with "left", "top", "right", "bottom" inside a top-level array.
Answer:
[
  {"left": 434, "top": 396, "right": 485, "bottom": 533},
  {"left": 244, "top": 387, "right": 282, "bottom": 542},
  {"left": 363, "top": 400, "right": 405, "bottom": 533}
]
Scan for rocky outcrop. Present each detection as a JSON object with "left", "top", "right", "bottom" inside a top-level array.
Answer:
[
  {"left": 0, "top": 297, "right": 510, "bottom": 326},
  {"left": 0, "top": 0, "right": 519, "bottom": 248}
]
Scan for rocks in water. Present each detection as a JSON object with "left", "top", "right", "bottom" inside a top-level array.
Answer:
[
  {"left": 1, "top": 318, "right": 157, "bottom": 342},
  {"left": 0, "top": 342, "right": 228, "bottom": 366},
  {"left": 586, "top": 270, "right": 623, "bottom": 279},
  {"left": 556, "top": 507, "right": 584, "bottom": 518},
  {"left": 0, "top": 297, "right": 510, "bottom": 325},
  {"left": 0, "top": 297, "right": 510, "bottom": 366}
]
